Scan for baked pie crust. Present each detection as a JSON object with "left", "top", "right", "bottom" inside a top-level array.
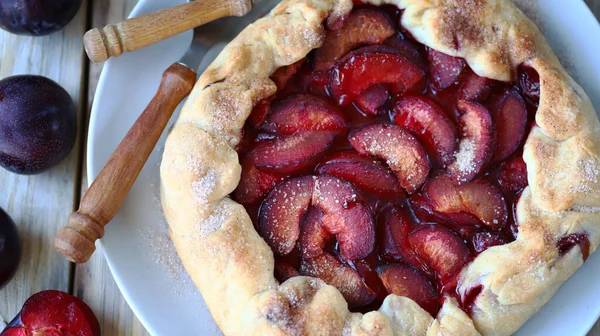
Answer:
[{"left": 159, "top": 0, "right": 600, "bottom": 334}]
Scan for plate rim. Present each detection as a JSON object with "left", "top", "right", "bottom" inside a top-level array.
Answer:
[{"left": 87, "top": 0, "right": 167, "bottom": 335}]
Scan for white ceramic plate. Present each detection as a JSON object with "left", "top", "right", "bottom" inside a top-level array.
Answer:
[{"left": 88, "top": 1, "right": 600, "bottom": 335}]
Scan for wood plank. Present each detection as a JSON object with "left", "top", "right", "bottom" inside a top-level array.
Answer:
[
  {"left": 73, "top": 0, "right": 150, "bottom": 335},
  {"left": 74, "top": 244, "right": 149, "bottom": 336},
  {"left": 0, "top": 1, "right": 89, "bottom": 326}
]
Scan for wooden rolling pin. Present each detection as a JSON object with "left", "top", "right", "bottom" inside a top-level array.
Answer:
[
  {"left": 84, "top": 0, "right": 253, "bottom": 62},
  {"left": 54, "top": 63, "right": 196, "bottom": 263}
]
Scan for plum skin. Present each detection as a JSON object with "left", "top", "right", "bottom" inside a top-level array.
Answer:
[
  {"left": 0, "top": 207, "right": 20, "bottom": 290},
  {"left": 3, "top": 290, "right": 101, "bottom": 336},
  {"left": 0, "top": 0, "right": 83, "bottom": 36},
  {"left": 0, "top": 75, "right": 77, "bottom": 174}
]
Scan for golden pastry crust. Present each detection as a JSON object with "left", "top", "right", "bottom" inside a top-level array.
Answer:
[{"left": 159, "top": 0, "right": 600, "bottom": 335}]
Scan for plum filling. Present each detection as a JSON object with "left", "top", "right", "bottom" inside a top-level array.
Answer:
[
  {"left": 557, "top": 233, "right": 590, "bottom": 261},
  {"left": 232, "top": 5, "right": 541, "bottom": 315}
]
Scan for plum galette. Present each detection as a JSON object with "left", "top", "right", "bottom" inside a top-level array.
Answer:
[{"left": 160, "top": 0, "right": 600, "bottom": 335}]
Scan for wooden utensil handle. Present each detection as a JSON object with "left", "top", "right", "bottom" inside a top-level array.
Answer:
[
  {"left": 84, "top": 0, "right": 252, "bottom": 63},
  {"left": 55, "top": 63, "right": 196, "bottom": 263}
]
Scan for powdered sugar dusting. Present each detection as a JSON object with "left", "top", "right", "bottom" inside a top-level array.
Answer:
[
  {"left": 438, "top": 0, "right": 576, "bottom": 78},
  {"left": 570, "top": 158, "right": 599, "bottom": 193},
  {"left": 365, "top": 134, "right": 401, "bottom": 169},
  {"left": 510, "top": 0, "right": 543, "bottom": 32},
  {"left": 510, "top": 0, "right": 576, "bottom": 74},
  {"left": 192, "top": 169, "right": 219, "bottom": 203},
  {"left": 261, "top": 298, "right": 293, "bottom": 330},
  {"left": 352, "top": 126, "right": 405, "bottom": 170},
  {"left": 197, "top": 202, "right": 232, "bottom": 237},
  {"left": 581, "top": 158, "right": 600, "bottom": 184},
  {"left": 437, "top": 0, "right": 486, "bottom": 47},
  {"left": 571, "top": 205, "right": 600, "bottom": 213},
  {"left": 142, "top": 224, "right": 187, "bottom": 284},
  {"left": 185, "top": 153, "right": 203, "bottom": 175},
  {"left": 142, "top": 166, "right": 198, "bottom": 300},
  {"left": 452, "top": 139, "right": 477, "bottom": 180},
  {"left": 349, "top": 124, "right": 428, "bottom": 191},
  {"left": 300, "top": 254, "right": 366, "bottom": 303},
  {"left": 209, "top": 91, "right": 242, "bottom": 135},
  {"left": 342, "top": 323, "right": 354, "bottom": 336},
  {"left": 261, "top": 177, "right": 313, "bottom": 254},
  {"left": 430, "top": 50, "right": 464, "bottom": 87},
  {"left": 141, "top": 185, "right": 195, "bottom": 299},
  {"left": 302, "top": 27, "right": 323, "bottom": 49}
]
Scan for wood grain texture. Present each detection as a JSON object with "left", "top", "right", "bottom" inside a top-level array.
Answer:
[
  {"left": 84, "top": 0, "right": 252, "bottom": 62},
  {"left": 76, "top": 1, "right": 600, "bottom": 336},
  {"left": 74, "top": 245, "right": 150, "bottom": 336},
  {"left": 0, "top": 1, "right": 88, "bottom": 325},
  {"left": 73, "top": 0, "right": 152, "bottom": 334},
  {"left": 58, "top": 62, "right": 196, "bottom": 264}
]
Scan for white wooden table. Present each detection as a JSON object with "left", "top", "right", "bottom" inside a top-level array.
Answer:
[{"left": 0, "top": 0, "right": 599, "bottom": 335}]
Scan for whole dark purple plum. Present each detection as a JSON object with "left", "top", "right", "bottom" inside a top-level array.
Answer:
[
  {"left": 0, "top": 75, "right": 77, "bottom": 174},
  {"left": 0, "top": 0, "right": 83, "bottom": 36},
  {"left": 0, "top": 207, "right": 20, "bottom": 290}
]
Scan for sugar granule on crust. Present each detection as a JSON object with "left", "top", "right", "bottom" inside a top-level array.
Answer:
[
  {"left": 571, "top": 205, "right": 600, "bottom": 213},
  {"left": 569, "top": 157, "right": 600, "bottom": 193},
  {"left": 192, "top": 169, "right": 219, "bottom": 203},
  {"left": 510, "top": 0, "right": 543, "bottom": 32},
  {"left": 197, "top": 202, "right": 232, "bottom": 238}
]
